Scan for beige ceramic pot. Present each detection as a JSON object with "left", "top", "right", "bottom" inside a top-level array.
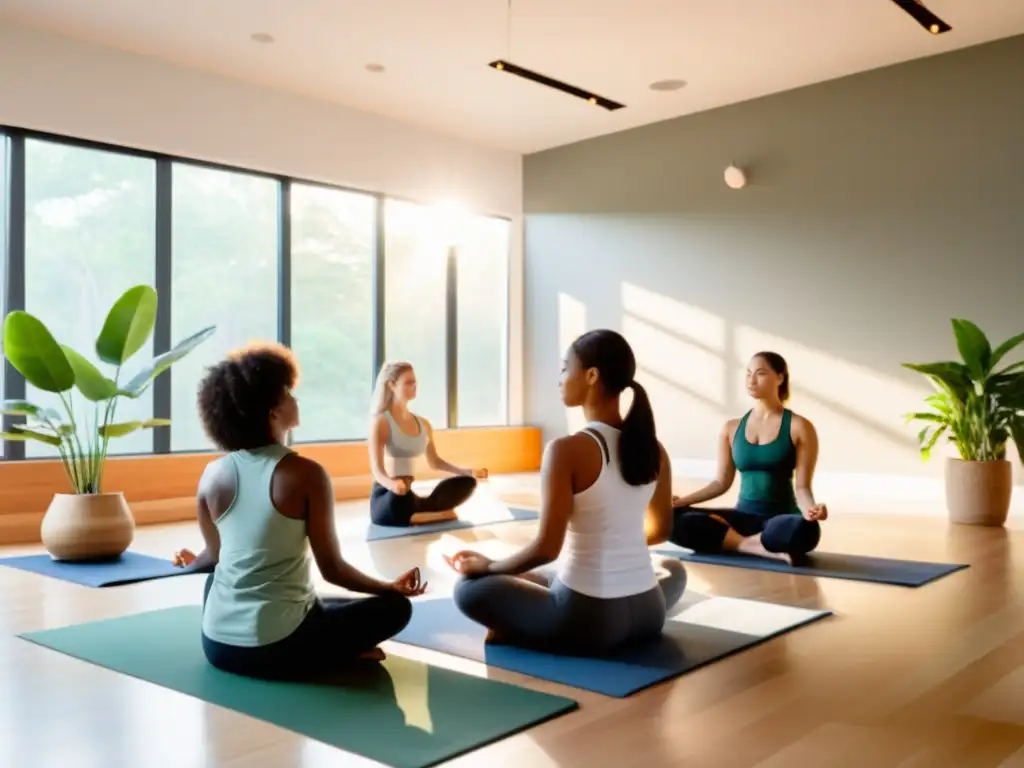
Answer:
[
  {"left": 40, "top": 492, "right": 135, "bottom": 561},
  {"left": 944, "top": 458, "right": 1012, "bottom": 527}
]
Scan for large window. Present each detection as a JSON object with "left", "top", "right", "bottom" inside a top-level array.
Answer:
[
  {"left": 1, "top": 128, "right": 511, "bottom": 462},
  {"left": 23, "top": 139, "right": 156, "bottom": 457},
  {"left": 170, "top": 164, "right": 278, "bottom": 451},
  {"left": 383, "top": 199, "right": 449, "bottom": 427},
  {"left": 290, "top": 184, "right": 375, "bottom": 442},
  {"left": 456, "top": 216, "right": 510, "bottom": 426}
]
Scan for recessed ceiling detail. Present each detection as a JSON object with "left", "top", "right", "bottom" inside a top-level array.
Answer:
[{"left": 649, "top": 79, "right": 687, "bottom": 92}]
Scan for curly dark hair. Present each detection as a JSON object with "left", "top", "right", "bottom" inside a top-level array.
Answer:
[{"left": 196, "top": 341, "right": 300, "bottom": 451}]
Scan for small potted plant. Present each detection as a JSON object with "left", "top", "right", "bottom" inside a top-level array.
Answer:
[
  {"left": 1, "top": 285, "right": 215, "bottom": 560},
  {"left": 903, "top": 319, "right": 1023, "bottom": 526}
]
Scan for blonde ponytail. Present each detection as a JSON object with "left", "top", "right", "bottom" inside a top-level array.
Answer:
[{"left": 370, "top": 360, "right": 413, "bottom": 416}]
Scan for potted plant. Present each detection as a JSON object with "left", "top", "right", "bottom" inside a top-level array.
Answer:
[
  {"left": 903, "top": 319, "right": 1024, "bottom": 527},
  {"left": 1, "top": 285, "right": 215, "bottom": 560}
]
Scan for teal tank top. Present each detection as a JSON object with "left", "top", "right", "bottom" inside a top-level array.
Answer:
[
  {"left": 201, "top": 444, "right": 316, "bottom": 647},
  {"left": 733, "top": 409, "right": 800, "bottom": 516}
]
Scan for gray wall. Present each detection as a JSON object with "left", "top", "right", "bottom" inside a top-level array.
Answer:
[{"left": 523, "top": 35, "right": 1024, "bottom": 480}]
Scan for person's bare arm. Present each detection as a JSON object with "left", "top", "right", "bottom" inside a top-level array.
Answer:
[
  {"left": 304, "top": 460, "right": 400, "bottom": 594},
  {"left": 423, "top": 418, "right": 473, "bottom": 476},
  {"left": 174, "top": 464, "right": 221, "bottom": 570},
  {"left": 644, "top": 444, "right": 674, "bottom": 546},
  {"left": 484, "top": 437, "right": 575, "bottom": 575},
  {"left": 793, "top": 416, "right": 824, "bottom": 517},
  {"left": 672, "top": 420, "right": 737, "bottom": 507},
  {"left": 368, "top": 416, "right": 400, "bottom": 491}
]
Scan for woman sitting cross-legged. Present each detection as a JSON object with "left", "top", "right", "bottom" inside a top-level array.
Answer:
[
  {"left": 173, "top": 342, "right": 427, "bottom": 681},
  {"left": 368, "top": 361, "right": 485, "bottom": 527},
  {"left": 669, "top": 351, "right": 826, "bottom": 565},
  {"left": 445, "top": 329, "right": 687, "bottom": 656}
]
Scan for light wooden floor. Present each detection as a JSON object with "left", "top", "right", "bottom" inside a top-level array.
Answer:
[{"left": 2, "top": 473, "right": 1023, "bottom": 768}]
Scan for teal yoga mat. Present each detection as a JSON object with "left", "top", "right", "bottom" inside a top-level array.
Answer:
[{"left": 19, "top": 606, "right": 578, "bottom": 768}]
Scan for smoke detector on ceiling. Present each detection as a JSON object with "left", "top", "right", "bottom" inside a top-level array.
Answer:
[{"left": 649, "top": 79, "right": 687, "bottom": 92}]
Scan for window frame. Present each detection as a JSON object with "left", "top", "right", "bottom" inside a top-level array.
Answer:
[{"left": 0, "top": 125, "right": 511, "bottom": 459}]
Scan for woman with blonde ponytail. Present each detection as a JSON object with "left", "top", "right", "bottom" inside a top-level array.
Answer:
[{"left": 367, "top": 361, "right": 485, "bottom": 527}]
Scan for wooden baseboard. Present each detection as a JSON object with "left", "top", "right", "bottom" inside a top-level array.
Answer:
[{"left": 0, "top": 426, "right": 542, "bottom": 546}]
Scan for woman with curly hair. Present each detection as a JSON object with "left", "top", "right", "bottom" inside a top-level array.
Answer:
[{"left": 173, "top": 342, "right": 426, "bottom": 680}]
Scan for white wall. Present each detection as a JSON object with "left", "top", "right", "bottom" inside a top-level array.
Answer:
[{"left": 0, "top": 21, "right": 525, "bottom": 424}]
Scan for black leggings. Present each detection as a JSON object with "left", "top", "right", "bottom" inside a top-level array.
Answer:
[
  {"left": 200, "top": 573, "right": 412, "bottom": 680},
  {"left": 671, "top": 502, "right": 821, "bottom": 556},
  {"left": 369, "top": 475, "right": 478, "bottom": 527}
]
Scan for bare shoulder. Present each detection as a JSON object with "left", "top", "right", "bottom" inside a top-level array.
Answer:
[
  {"left": 789, "top": 412, "right": 818, "bottom": 440},
  {"left": 543, "top": 432, "right": 589, "bottom": 463},
  {"left": 278, "top": 452, "right": 331, "bottom": 486},
  {"left": 370, "top": 414, "right": 389, "bottom": 434},
  {"left": 418, "top": 415, "right": 434, "bottom": 436},
  {"left": 723, "top": 417, "right": 742, "bottom": 442}
]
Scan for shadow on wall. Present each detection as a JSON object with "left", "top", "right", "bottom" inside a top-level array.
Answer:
[
  {"left": 621, "top": 281, "right": 938, "bottom": 479},
  {"left": 550, "top": 278, "right": 1021, "bottom": 485}
]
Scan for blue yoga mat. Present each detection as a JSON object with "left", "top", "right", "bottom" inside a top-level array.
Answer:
[
  {"left": 653, "top": 544, "right": 969, "bottom": 587},
  {"left": 394, "top": 594, "right": 831, "bottom": 697},
  {"left": 0, "top": 551, "right": 205, "bottom": 587},
  {"left": 365, "top": 507, "right": 539, "bottom": 542}
]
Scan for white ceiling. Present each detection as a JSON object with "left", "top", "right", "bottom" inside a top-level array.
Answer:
[{"left": 2, "top": 0, "right": 1023, "bottom": 153}]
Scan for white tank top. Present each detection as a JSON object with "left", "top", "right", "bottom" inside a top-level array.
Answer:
[
  {"left": 383, "top": 410, "right": 428, "bottom": 476},
  {"left": 556, "top": 421, "right": 659, "bottom": 599}
]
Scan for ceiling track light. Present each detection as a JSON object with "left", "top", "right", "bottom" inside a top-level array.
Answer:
[
  {"left": 889, "top": 0, "right": 952, "bottom": 34},
  {"left": 488, "top": 60, "right": 625, "bottom": 111}
]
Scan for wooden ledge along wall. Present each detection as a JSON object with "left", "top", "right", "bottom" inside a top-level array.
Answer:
[{"left": 0, "top": 426, "right": 543, "bottom": 546}]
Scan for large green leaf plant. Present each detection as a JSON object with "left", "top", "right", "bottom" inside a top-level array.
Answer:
[
  {"left": 1, "top": 285, "right": 215, "bottom": 494},
  {"left": 903, "top": 319, "right": 1024, "bottom": 464}
]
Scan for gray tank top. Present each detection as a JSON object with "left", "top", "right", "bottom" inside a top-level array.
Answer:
[{"left": 384, "top": 410, "right": 428, "bottom": 476}]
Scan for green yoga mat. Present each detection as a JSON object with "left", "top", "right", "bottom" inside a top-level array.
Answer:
[{"left": 19, "top": 606, "right": 578, "bottom": 768}]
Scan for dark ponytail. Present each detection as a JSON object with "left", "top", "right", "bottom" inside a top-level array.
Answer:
[
  {"left": 754, "top": 350, "right": 790, "bottom": 402},
  {"left": 570, "top": 329, "right": 660, "bottom": 486},
  {"left": 620, "top": 380, "right": 660, "bottom": 486}
]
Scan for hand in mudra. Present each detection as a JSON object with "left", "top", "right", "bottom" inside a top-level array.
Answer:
[
  {"left": 471, "top": 468, "right": 489, "bottom": 479},
  {"left": 803, "top": 504, "right": 828, "bottom": 522},
  {"left": 390, "top": 567, "right": 428, "bottom": 596},
  {"left": 172, "top": 549, "right": 196, "bottom": 567},
  {"left": 391, "top": 478, "right": 409, "bottom": 495},
  {"left": 444, "top": 550, "right": 493, "bottom": 578}
]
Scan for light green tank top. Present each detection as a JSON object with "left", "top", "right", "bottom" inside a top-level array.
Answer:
[{"left": 201, "top": 444, "right": 316, "bottom": 647}]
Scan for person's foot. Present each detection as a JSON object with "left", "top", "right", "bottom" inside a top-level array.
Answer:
[
  {"left": 484, "top": 629, "right": 508, "bottom": 645},
  {"left": 737, "top": 536, "right": 792, "bottom": 564},
  {"left": 358, "top": 647, "right": 387, "bottom": 662}
]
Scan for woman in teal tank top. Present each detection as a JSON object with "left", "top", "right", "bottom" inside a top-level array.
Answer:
[
  {"left": 669, "top": 352, "right": 827, "bottom": 564},
  {"left": 171, "top": 343, "right": 427, "bottom": 680}
]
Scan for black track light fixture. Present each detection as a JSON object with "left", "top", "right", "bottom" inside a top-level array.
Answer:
[
  {"left": 890, "top": 0, "right": 952, "bottom": 35},
  {"left": 488, "top": 60, "right": 625, "bottom": 111}
]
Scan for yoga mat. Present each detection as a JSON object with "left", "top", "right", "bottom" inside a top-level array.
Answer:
[
  {"left": 19, "top": 606, "right": 578, "bottom": 768},
  {"left": 654, "top": 544, "right": 969, "bottom": 587},
  {"left": 394, "top": 594, "right": 831, "bottom": 698},
  {"left": 0, "top": 551, "right": 203, "bottom": 587},
  {"left": 364, "top": 506, "right": 539, "bottom": 541}
]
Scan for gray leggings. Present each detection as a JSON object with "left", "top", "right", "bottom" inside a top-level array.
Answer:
[{"left": 452, "top": 556, "right": 687, "bottom": 656}]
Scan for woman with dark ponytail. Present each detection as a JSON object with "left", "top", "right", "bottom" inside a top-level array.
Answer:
[
  {"left": 445, "top": 329, "right": 687, "bottom": 655},
  {"left": 670, "top": 351, "right": 827, "bottom": 564}
]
